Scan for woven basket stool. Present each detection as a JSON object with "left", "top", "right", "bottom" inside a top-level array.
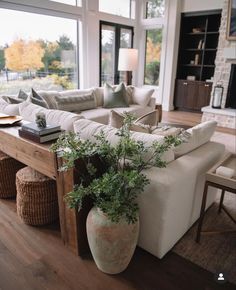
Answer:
[
  {"left": 0, "top": 151, "right": 25, "bottom": 199},
  {"left": 16, "top": 166, "right": 59, "bottom": 226}
]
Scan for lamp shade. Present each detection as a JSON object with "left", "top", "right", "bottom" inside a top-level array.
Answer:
[{"left": 118, "top": 48, "right": 138, "bottom": 71}]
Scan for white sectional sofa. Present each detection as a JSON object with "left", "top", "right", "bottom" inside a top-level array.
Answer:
[
  {"left": 0, "top": 86, "right": 156, "bottom": 126},
  {"left": 0, "top": 86, "right": 225, "bottom": 259},
  {"left": 73, "top": 118, "right": 225, "bottom": 259}
]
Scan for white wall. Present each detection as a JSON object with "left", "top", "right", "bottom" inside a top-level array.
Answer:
[{"left": 181, "top": 0, "right": 224, "bottom": 12}]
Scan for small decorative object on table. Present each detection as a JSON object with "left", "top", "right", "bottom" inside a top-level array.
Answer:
[{"left": 35, "top": 112, "right": 47, "bottom": 128}]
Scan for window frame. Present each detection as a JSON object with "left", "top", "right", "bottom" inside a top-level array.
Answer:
[{"left": 99, "top": 20, "right": 134, "bottom": 86}]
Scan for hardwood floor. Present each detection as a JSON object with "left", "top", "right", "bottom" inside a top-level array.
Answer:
[
  {"left": 0, "top": 110, "right": 235, "bottom": 290},
  {"left": 0, "top": 199, "right": 235, "bottom": 290}
]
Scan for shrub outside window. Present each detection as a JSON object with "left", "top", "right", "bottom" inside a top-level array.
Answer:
[
  {"left": 144, "top": 28, "right": 162, "bottom": 86},
  {"left": 146, "top": 0, "right": 165, "bottom": 19}
]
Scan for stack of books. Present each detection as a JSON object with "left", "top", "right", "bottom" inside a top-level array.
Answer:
[{"left": 19, "top": 122, "right": 62, "bottom": 143}]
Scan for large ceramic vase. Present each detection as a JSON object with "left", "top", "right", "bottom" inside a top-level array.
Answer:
[{"left": 86, "top": 206, "right": 139, "bottom": 274}]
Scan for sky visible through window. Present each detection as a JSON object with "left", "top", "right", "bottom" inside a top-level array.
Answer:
[{"left": 0, "top": 9, "right": 77, "bottom": 47}]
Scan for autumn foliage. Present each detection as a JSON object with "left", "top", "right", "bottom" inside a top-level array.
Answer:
[{"left": 5, "top": 39, "right": 45, "bottom": 72}]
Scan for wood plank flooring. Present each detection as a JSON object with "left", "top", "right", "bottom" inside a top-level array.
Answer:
[
  {"left": 0, "top": 199, "right": 235, "bottom": 290},
  {"left": 0, "top": 111, "right": 235, "bottom": 290}
]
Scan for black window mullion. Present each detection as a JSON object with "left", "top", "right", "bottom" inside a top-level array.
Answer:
[{"left": 99, "top": 21, "right": 134, "bottom": 86}]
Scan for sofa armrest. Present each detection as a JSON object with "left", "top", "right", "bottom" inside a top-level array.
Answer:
[
  {"left": 138, "top": 141, "right": 225, "bottom": 258},
  {"left": 155, "top": 103, "right": 162, "bottom": 122}
]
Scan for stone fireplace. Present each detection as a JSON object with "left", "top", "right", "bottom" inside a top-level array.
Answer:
[{"left": 202, "top": 0, "right": 236, "bottom": 129}]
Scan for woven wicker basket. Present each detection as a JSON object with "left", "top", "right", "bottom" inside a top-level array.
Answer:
[
  {"left": 16, "top": 166, "right": 59, "bottom": 226},
  {"left": 0, "top": 151, "right": 25, "bottom": 198}
]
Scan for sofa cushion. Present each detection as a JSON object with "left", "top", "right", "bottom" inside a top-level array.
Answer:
[
  {"left": 19, "top": 102, "right": 83, "bottom": 131},
  {"left": 80, "top": 107, "right": 110, "bottom": 125},
  {"left": 54, "top": 93, "right": 96, "bottom": 112},
  {"left": 18, "top": 89, "right": 28, "bottom": 100},
  {"left": 74, "top": 119, "right": 175, "bottom": 164},
  {"left": 2, "top": 96, "right": 23, "bottom": 104},
  {"left": 135, "top": 110, "right": 158, "bottom": 126},
  {"left": 103, "top": 83, "right": 129, "bottom": 108},
  {"left": 35, "top": 91, "right": 60, "bottom": 109},
  {"left": 0, "top": 98, "right": 20, "bottom": 115},
  {"left": 30, "top": 89, "right": 49, "bottom": 108},
  {"left": 174, "top": 121, "right": 217, "bottom": 157},
  {"left": 132, "top": 87, "right": 154, "bottom": 106},
  {"left": 109, "top": 109, "right": 158, "bottom": 129}
]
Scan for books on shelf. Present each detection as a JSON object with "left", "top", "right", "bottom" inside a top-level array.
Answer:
[
  {"left": 21, "top": 122, "right": 61, "bottom": 136},
  {"left": 18, "top": 129, "right": 63, "bottom": 143}
]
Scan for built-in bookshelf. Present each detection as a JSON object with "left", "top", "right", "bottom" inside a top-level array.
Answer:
[{"left": 174, "top": 10, "right": 221, "bottom": 112}]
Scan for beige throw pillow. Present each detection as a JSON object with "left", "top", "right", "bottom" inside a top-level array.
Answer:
[
  {"left": 132, "top": 87, "right": 154, "bottom": 106},
  {"left": 135, "top": 110, "right": 158, "bottom": 126},
  {"left": 109, "top": 109, "right": 158, "bottom": 130}
]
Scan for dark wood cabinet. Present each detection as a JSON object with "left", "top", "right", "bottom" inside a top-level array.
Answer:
[
  {"left": 174, "top": 10, "right": 221, "bottom": 111},
  {"left": 174, "top": 80, "right": 212, "bottom": 111}
]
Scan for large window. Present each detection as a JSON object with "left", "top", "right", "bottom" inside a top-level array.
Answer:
[
  {"left": 142, "top": 0, "right": 165, "bottom": 87},
  {"left": 144, "top": 28, "right": 162, "bottom": 86},
  {"left": 99, "top": 0, "right": 135, "bottom": 19},
  {"left": 0, "top": 8, "right": 79, "bottom": 95},
  {"left": 100, "top": 22, "right": 133, "bottom": 85}
]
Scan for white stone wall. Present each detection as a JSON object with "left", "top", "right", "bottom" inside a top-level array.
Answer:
[{"left": 211, "top": 0, "right": 236, "bottom": 108}]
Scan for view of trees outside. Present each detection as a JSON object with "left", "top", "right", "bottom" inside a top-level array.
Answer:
[
  {"left": 101, "top": 25, "right": 116, "bottom": 85},
  {"left": 144, "top": 28, "right": 162, "bottom": 86},
  {"left": 0, "top": 9, "right": 78, "bottom": 95},
  {"left": 146, "top": 0, "right": 165, "bottom": 18}
]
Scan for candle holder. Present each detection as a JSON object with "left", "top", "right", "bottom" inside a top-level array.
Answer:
[{"left": 212, "top": 82, "right": 223, "bottom": 109}]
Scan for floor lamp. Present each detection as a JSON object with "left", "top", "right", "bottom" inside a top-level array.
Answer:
[{"left": 118, "top": 48, "right": 138, "bottom": 85}]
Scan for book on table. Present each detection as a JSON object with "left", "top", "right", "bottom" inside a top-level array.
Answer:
[
  {"left": 18, "top": 129, "right": 63, "bottom": 143},
  {"left": 21, "top": 122, "right": 61, "bottom": 136}
]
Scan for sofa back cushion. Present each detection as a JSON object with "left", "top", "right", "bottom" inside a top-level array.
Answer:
[
  {"left": 19, "top": 102, "right": 84, "bottom": 131},
  {"left": 54, "top": 93, "right": 96, "bottom": 112},
  {"left": 174, "top": 121, "right": 217, "bottom": 158},
  {"left": 74, "top": 119, "right": 174, "bottom": 164}
]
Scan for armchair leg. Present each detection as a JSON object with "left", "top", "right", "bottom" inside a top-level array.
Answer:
[{"left": 155, "top": 104, "right": 162, "bottom": 123}]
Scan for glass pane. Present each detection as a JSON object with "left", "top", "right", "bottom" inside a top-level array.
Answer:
[
  {"left": 49, "top": 0, "right": 80, "bottom": 6},
  {"left": 101, "top": 25, "right": 116, "bottom": 86},
  {"left": 144, "top": 29, "right": 162, "bottom": 86},
  {"left": 146, "top": 0, "right": 165, "bottom": 18},
  {"left": 0, "top": 8, "right": 78, "bottom": 95},
  {"left": 119, "top": 28, "right": 132, "bottom": 83},
  {"left": 99, "top": 0, "right": 131, "bottom": 18}
]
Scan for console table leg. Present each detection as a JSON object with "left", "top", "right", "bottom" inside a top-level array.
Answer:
[
  {"left": 196, "top": 182, "right": 209, "bottom": 243},
  {"left": 218, "top": 190, "right": 225, "bottom": 213}
]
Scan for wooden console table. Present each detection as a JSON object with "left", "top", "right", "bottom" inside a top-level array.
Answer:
[
  {"left": 0, "top": 123, "right": 89, "bottom": 256},
  {"left": 196, "top": 153, "right": 236, "bottom": 242}
]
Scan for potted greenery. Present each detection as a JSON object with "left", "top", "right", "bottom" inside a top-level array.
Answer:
[{"left": 51, "top": 115, "right": 182, "bottom": 274}]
